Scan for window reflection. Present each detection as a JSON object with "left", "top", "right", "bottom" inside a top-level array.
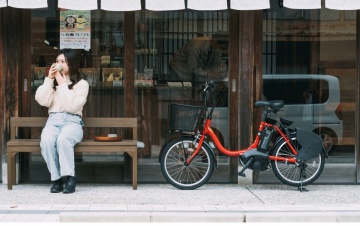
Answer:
[
  {"left": 263, "top": 5, "right": 355, "bottom": 161},
  {"left": 31, "top": 9, "right": 229, "bottom": 165},
  {"left": 134, "top": 11, "right": 229, "bottom": 160}
]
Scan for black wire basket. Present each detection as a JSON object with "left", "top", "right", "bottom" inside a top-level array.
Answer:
[{"left": 168, "top": 103, "right": 205, "bottom": 132}]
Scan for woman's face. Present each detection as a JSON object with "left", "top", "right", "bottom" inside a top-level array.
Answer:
[{"left": 55, "top": 54, "right": 69, "bottom": 75}]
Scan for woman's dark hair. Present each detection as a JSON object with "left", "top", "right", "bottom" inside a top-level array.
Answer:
[{"left": 53, "top": 49, "right": 82, "bottom": 90}]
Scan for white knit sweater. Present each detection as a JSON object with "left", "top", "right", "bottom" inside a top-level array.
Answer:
[{"left": 35, "top": 76, "right": 89, "bottom": 117}]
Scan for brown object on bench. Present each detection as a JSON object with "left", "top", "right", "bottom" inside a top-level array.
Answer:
[
  {"left": 6, "top": 117, "right": 138, "bottom": 190},
  {"left": 94, "top": 135, "right": 123, "bottom": 142}
]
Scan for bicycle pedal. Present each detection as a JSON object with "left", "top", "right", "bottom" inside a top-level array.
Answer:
[{"left": 238, "top": 172, "right": 246, "bottom": 177}]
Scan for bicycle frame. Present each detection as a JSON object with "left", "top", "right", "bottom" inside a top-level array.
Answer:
[
  {"left": 186, "top": 118, "right": 298, "bottom": 165},
  {"left": 185, "top": 82, "right": 298, "bottom": 165}
]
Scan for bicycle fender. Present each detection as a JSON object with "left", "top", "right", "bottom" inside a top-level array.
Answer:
[
  {"left": 296, "top": 128, "right": 325, "bottom": 161},
  {"left": 202, "top": 141, "right": 218, "bottom": 169}
]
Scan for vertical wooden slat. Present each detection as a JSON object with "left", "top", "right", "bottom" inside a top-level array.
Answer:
[
  {"left": 356, "top": 11, "right": 360, "bottom": 183},
  {"left": 253, "top": 10, "right": 263, "bottom": 139},
  {"left": 123, "top": 11, "right": 136, "bottom": 181},
  {"left": 0, "top": 8, "right": 3, "bottom": 169},
  {"left": 20, "top": 9, "right": 32, "bottom": 181},
  {"left": 239, "top": 10, "right": 255, "bottom": 148},
  {"left": 124, "top": 11, "right": 135, "bottom": 119},
  {"left": 228, "top": 9, "right": 240, "bottom": 182},
  {"left": 21, "top": 10, "right": 32, "bottom": 119}
]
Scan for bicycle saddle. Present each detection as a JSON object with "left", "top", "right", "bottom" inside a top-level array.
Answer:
[{"left": 255, "top": 100, "right": 284, "bottom": 110}]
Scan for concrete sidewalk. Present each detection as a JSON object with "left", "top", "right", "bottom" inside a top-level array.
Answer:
[{"left": 1, "top": 183, "right": 360, "bottom": 222}]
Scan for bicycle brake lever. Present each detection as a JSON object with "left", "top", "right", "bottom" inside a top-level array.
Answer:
[{"left": 198, "top": 86, "right": 205, "bottom": 93}]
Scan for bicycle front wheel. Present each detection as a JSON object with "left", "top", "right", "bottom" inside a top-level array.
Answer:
[
  {"left": 160, "top": 137, "right": 214, "bottom": 190},
  {"left": 271, "top": 137, "right": 325, "bottom": 187}
]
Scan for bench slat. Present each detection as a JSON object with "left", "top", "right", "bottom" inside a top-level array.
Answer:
[
  {"left": 10, "top": 117, "right": 46, "bottom": 127},
  {"left": 83, "top": 118, "right": 137, "bottom": 127},
  {"left": 8, "top": 139, "right": 137, "bottom": 146},
  {"left": 10, "top": 117, "right": 138, "bottom": 128}
]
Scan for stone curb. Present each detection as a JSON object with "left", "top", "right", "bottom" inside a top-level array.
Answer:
[
  {"left": 246, "top": 212, "right": 360, "bottom": 222},
  {"left": 59, "top": 211, "right": 360, "bottom": 222}
]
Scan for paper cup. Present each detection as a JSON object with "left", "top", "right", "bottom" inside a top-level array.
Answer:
[{"left": 54, "top": 63, "right": 63, "bottom": 72}]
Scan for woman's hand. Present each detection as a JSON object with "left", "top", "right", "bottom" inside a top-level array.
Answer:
[
  {"left": 48, "top": 63, "right": 59, "bottom": 79},
  {"left": 48, "top": 63, "right": 65, "bottom": 85}
]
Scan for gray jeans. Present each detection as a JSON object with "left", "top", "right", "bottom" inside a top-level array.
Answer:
[{"left": 40, "top": 112, "right": 84, "bottom": 181}]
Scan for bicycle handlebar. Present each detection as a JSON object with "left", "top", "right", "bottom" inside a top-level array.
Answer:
[
  {"left": 199, "top": 80, "right": 216, "bottom": 93},
  {"left": 199, "top": 80, "right": 284, "bottom": 125}
]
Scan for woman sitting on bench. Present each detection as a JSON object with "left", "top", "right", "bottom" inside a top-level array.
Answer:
[{"left": 35, "top": 49, "right": 89, "bottom": 194}]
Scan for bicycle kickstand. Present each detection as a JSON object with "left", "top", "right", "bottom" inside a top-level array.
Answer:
[
  {"left": 238, "top": 158, "right": 254, "bottom": 177},
  {"left": 297, "top": 165, "right": 309, "bottom": 192}
]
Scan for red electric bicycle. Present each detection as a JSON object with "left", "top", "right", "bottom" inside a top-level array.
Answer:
[{"left": 160, "top": 80, "right": 327, "bottom": 190}]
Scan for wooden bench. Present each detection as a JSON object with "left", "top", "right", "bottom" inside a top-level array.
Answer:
[{"left": 6, "top": 117, "right": 139, "bottom": 190}]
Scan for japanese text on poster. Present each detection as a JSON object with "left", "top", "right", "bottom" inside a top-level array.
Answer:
[{"left": 60, "top": 10, "right": 91, "bottom": 50}]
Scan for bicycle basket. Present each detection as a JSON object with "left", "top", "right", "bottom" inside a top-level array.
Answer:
[{"left": 168, "top": 103, "right": 205, "bottom": 132}]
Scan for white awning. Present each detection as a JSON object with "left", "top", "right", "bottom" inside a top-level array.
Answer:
[
  {"left": 58, "top": 0, "right": 97, "bottom": 10},
  {"left": 101, "top": 0, "right": 141, "bottom": 11},
  {"left": 231, "top": 0, "right": 270, "bottom": 10},
  {"left": 146, "top": 0, "right": 185, "bottom": 11},
  {"left": 187, "top": 0, "right": 227, "bottom": 11},
  {"left": 0, "top": 0, "right": 7, "bottom": 8},
  {"left": 7, "top": 0, "right": 47, "bottom": 9},
  {"left": 283, "top": 0, "right": 321, "bottom": 9},
  {"left": 2, "top": 0, "right": 360, "bottom": 11},
  {"left": 326, "top": 0, "right": 360, "bottom": 10}
]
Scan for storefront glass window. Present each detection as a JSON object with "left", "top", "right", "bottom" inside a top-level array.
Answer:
[
  {"left": 29, "top": 7, "right": 128, "bottom": 181},
  {"left": 262, "top": 3, "right": 356, "bottom": 183},
  {"left": 29, "top": 6, "right": 229, "bottom": 182},
  {"left": 134, "top": 10, "right": 230, "bottom": 181}
]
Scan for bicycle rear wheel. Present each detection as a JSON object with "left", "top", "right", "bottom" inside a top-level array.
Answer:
[
  {"left": 271, "top": 137, "right": 325, "bottom": 187},
  {"left": 160, "top": 137, "right": 214, "bottom": 190}
]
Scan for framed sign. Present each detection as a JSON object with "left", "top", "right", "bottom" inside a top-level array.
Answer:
[{"left": 60, "top": 10, "right": 91, "bottom": 50}]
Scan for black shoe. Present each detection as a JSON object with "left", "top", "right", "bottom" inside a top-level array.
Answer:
[
  {"left": 50, "top": 178, "right": 63, "bottom": 193},
  {"left": 63, "top": 176, "right": 76, "bottom": 194}
]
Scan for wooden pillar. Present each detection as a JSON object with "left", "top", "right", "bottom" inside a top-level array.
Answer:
[
  {"left": 228, "top": 10, "right": 261, "bottom": 183},
  {"left": 0, "top": 7, "right": 25, "bottom": 183},
  {"left": 238, "top": 10, "right": 256, "bottom": 148}
]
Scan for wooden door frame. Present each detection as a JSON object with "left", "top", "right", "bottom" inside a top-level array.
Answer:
[{"left": 0, "top": 8, "right": 32, "bottom": 183}]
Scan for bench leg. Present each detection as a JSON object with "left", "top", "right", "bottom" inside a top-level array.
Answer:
[
  {"left": 7, "top": 151, "right": 16, "bottom": 190},
  {"left": 132, "top": 148, "right": 137, "bottom": 190}
]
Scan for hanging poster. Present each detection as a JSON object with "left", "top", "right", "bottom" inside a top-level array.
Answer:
[{"left": 60, "top": 10, "right": 91, "bottom": 50}]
